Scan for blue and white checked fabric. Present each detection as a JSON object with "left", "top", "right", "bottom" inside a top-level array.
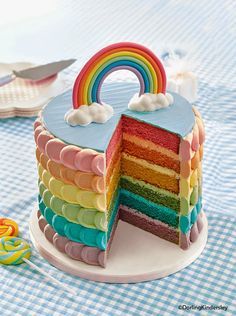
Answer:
[{"left": 0, "top": 1, "right": 236, "bottom": 315}]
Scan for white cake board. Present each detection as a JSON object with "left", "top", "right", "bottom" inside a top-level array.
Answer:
[{"left": 29, "top": 208, "right": 208, "bottom": 283}]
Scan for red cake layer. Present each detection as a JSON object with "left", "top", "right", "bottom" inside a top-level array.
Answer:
[
  {"left": 122, "top": 116, "right": 180, "bottom": 153},
  {"left": 106, "top": 119, "right": 122, "bottom": 165},
  {"left": 106, "top": 115, "right": 181, "bottom": 168}
]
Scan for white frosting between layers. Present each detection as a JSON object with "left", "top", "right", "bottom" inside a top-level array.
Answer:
[
  {"left": 65, "top": 103, "right": 114, "bottom": 126},
  {"left": 128, "top": 92, "right": 173, "bottom": 112}
]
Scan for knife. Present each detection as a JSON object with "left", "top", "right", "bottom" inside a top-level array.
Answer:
[{"left": 0, "top": 59, "right": 76, "bottom": 87}]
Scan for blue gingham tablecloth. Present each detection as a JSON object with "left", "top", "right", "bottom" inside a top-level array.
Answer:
[{"left": 0, "top": 1, "right": 236, "bottom": 315}]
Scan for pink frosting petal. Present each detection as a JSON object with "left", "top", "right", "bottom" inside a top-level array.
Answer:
[
  {"left": 45, "top": 139, "right": 66, "bottom": 164},
  {"left": 37, "top": 131, "right": 53, "bottom": 153},
  {"left": 34, "top": 126, "right": 44, "bottom": 143},
  {"left": 74, "top": 149, "right": 97, "bottom": 172},
  {"left": 60, "top": 145, "right": 81, "bottom": 170},
  {"left": 197, "top": 214, "right": 204, "bottom": 232},
  {"left": 98, "top": 251, "right": 107, "bottom": 268},
  {"left": 191, "top": 123, "right": 199, "bottom": 151},
  {"left": 44, "top": 224, "right": 56, "bottom": 243},
  {"left": 190, "top": 223, "right": 199, "bottom": 242},
  {"left": 34, "top": 119, "right": 41, "bottom": 130},
  {"left": 180, "top": 231, "right": 191, "bottom": 250},
  {"left": 91, "top": 155, "right": 105, "bottom": 176},
  {"left": 65, "top": 241, "right": 84, "bottom": 260},
  {"left": 53, "top": 234, "right": 67, "bottom": 253},
  {"left": 179, "top": 137, "right": 192, "bottom": 161},
  {"left": 196, "top": 117, "right": 205, "bottom": 145},
  {"left": 81, "top": 246, "right": 101, "bottom": 265},
  {"left": 38, "top": 216, "right": 47, "bottom": 232}
]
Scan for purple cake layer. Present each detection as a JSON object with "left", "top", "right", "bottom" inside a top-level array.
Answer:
[{"left": 119, "top": 205, "right": 179, "bottom": 244}]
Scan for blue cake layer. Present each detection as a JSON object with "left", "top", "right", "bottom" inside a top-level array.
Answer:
[
  {"left": 42, "top": 82, "right": 195, "bottom": 152},
  {"left": 119, "top": 188, "right": 179, "bottom": 228},
  {"left": 119, "top": 189, "right": 202, "bottom": 233}
]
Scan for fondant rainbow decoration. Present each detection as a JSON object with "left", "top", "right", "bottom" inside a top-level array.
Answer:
[{"left": 73, "top": 42, "right": 167, "bottom": 108}]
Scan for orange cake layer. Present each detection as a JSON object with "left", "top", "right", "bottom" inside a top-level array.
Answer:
[
  {"left": 122, "top": 138, "right": 180, "bottom": 173},
  {"left": 122, "top": 154, "right": 179, "bottom": 194}
]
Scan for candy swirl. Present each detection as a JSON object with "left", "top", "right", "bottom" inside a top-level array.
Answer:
[
  {"left": 0, "top": 237, "right": 31, "bottom": 265},
  {"left": 0, "top": 218, "right": 19, "bottom": 237}
]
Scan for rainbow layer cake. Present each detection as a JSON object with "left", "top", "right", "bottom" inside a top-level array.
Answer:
[{"left": 34, "top": 43, "right": 205, "bottom": 267}]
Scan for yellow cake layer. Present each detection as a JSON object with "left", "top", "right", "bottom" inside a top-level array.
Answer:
[{"left": 122, "top": 153, "right": 179, "bottom": 178}]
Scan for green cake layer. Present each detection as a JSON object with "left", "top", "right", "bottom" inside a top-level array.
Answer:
[{"left": 120, "top": 175, "right": 180, "bottom": 212}]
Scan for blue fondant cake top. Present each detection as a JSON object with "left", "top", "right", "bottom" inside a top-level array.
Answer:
[{"left": 42, "top": 82, "right": 195, "bottom": 152}]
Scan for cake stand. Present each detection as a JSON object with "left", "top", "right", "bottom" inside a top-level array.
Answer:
[{"left": 29, "top": 208, "right": 208, "bottom": 283}]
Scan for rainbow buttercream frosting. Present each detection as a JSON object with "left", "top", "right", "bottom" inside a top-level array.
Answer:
[{"left": 34, "top": 43, "right": 205, "bottom": 267}]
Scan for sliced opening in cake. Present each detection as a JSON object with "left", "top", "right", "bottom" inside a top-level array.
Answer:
[{"left": 105, "top": 115, "right": 182, "bottom": 256}]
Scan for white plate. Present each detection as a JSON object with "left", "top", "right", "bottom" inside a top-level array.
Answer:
[
  {"left": 0, "top": 62, "right": 67, "bottom": 118},
  {"left": 30, "top": 207, "right": 208, "bottom": 283}
]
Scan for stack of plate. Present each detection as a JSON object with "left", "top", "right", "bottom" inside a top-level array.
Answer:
[{"left": 0, "top": 62, "right": 67, "bottom": 118}]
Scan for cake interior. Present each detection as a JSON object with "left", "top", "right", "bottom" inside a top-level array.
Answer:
[{"left": 105, "top": 114, "right": 182, "bottom": 250}]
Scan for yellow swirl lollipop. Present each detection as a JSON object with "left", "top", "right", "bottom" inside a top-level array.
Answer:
[
  {"left": 0, "top": 236, "right": 76, "bottom": 295},
  {"left": 0, "top": 236, "right": 31, "bottom": 265},
  {"left": 0, "top": 218, "right": 19, "bottom": 237}
]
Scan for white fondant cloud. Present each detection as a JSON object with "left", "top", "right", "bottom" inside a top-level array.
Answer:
[
  {"left": 128, "top": 93, "right": 173, "bottom": 112},
  {"left": 65, "top": 103, "right": 114, "bottom": 126}
]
